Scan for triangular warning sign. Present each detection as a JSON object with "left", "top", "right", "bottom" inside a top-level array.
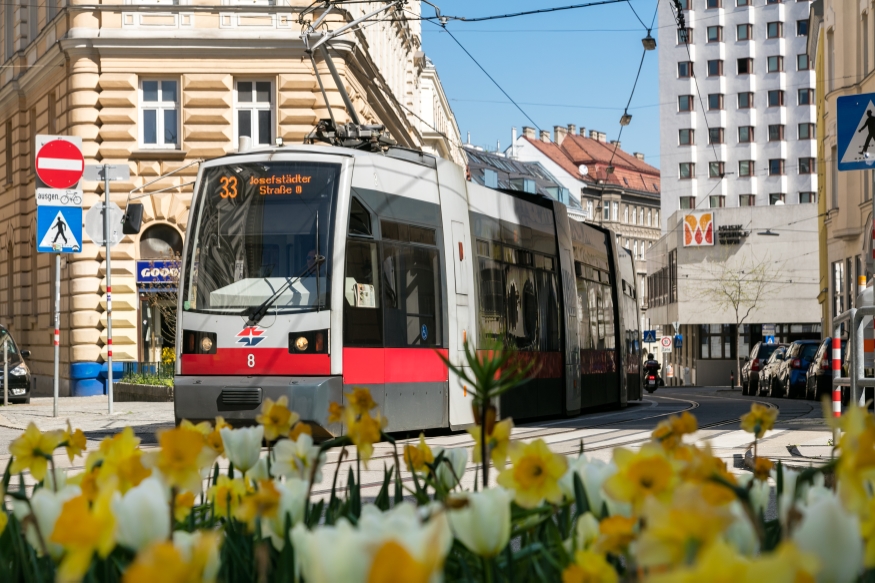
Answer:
[
  {"left": 39, "top": 210, "right": 80, "bottom": 251},
  {"left": 841, "top": 101, "right": 875, "bottom": 166}
]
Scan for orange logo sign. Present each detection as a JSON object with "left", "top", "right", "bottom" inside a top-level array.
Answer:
[{"left": 683, "top": 213, "right": 714, "bottom": 246}]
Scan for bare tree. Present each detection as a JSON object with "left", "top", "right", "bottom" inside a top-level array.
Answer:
[{"left": 698, "top": 252, "right": 783, "bottom": 388}]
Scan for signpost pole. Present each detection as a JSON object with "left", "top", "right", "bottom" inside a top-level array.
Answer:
[
  {"left": 3, "top": 337, "right": 7, "bottom": 408},
  {"left": 53, "top": 254, "right": 60, "bottom": 417},
  {"left": 104, "top": 169, "right": 114, "bottom": 415}
]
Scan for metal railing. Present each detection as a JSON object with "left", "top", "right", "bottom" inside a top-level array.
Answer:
[
  {"left": 120, "top": 361, "right": 175, "bottom": 381},
  {"left": 831, "top": 306, "right": 875, "bottom": 416}
]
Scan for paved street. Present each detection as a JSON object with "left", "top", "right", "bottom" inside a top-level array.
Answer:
[{"left": 0, "top": 386, "right": 831, "bottom": 501}]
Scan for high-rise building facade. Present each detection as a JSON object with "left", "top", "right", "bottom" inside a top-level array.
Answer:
[{"left": 658, "top": 0, "right": 817, "bottom": 232}]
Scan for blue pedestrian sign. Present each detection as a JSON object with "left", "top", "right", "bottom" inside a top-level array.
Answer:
[
  {"left": 643, "top": 330, "right": 657, "bottom": 343},
  {"left": 37, "top": 206, "right": 82, "bottom": 253},
  {"left": 837, "top": 93, "right": 875, "bottom": 171},
  {"left": 674, "top": 334, "right": 683, "bottom": 349},
  {"left": 765, "top": 335, "right": 776, "bottom": 345}
]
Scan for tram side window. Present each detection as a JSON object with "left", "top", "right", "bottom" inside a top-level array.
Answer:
[
  {"left": 343, "top": 240, "right": 382, "bottom": 346},
  {"left": 382, "top": 243, "right": 441, "bottom": 347},
  {"left": 577, "top": 277, "right": 593, "bottom": 350},
  {"left": 477, "top": 249, "right": 506, "bottom": 343}
]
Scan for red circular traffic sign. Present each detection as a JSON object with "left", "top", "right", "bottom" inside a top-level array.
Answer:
[{"left": 35, "top": 139, "right": 84, "bottom": 189}]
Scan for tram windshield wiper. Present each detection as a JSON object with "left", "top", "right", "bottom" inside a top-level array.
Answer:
[{"left": 241, "top": 256, "right": 325, "bottom": 326}]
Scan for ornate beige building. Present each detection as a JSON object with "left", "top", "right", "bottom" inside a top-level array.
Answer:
[{"left": 0, "top": 0, "right": 462, "bottom": 395}]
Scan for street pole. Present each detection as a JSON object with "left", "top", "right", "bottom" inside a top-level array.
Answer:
[
  {"left": 3, "top": 337, "right": 7, "bottom": 407},
  {"left": 104, "top": 169, "right": 114, "bottom": 415},
  {"left": 53, "top": 254, "right": 60, "bottom": 418}
]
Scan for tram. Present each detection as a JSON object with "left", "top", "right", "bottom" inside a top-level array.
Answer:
[{"left": 172, "top": 144, "right": 641, "bottom": 434}]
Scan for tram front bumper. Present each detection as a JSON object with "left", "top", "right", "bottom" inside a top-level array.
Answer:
[{"left": 174, "top": 375, "right": 343, "bottom": 438}]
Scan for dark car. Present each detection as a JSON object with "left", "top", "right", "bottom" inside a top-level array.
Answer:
[
  {"left": 759, "top": 346, "right": 787, "bottom": 397},
  {"left": 742, "top": 342, "right": 785, "bottom": 395},
  {"left": 0, "top": 326, "right": 32, "bottom": 403},
  {"left": 775, "top": 340, "right": 821, "bottom": 398},
  {"left": 806, "top": 337, "right": 847, "bottom": 401}
]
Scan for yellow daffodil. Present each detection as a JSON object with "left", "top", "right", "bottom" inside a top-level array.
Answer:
[
  {"left": 561, "top": 550, "right": 618, "bottom": 583},
  {"left": 836, "top": 418, "right": 875, "bottom": 512},
  {"left": 740, "top": 403, "right": 778, "bottom": 439},
  {"left": 62, "top": 421, "right": 87, "bottom": 463},
  {"left": 753, "top": 456, "right": 774, "bottom": 481},
  {"left": 174, "top": 530, "right": 222, "bottom": 583},
  {"left": 594, "top": 515, "right": 637, "bottom": 555},
  {"left": 367, "top": 540, "right": 434, "bottom": 583},
  {"left": 327, "top": 401, "right": 344, "bottom": 424},
  {"left": 347, "top": 386, "right": 377, "bottom": 415},
  {"left": 175, "top": 491, "right": 196, "bottom": 523},
  {"left": 676, "top": 444, "right": 737, "bottom": 506},
  {"left": 404, "top": 434, "right": 435, "bottom": 474},
  {"left": 344, "top": 406, "right": 386, "bottom": 465},
  {"left": 9, "top": 422, "right": 63, "bottom": 482},
  {"left": 647, "top": 540, "right": 750, "bottom": 583},
  {"left": 652, "top": 412, "right": 698, "bottom": 451},
  {"left": 748, "top": 541, "right": 819, "bottom": 583},
  {"left": 236, "top": 479, "right": 281, "bottom": 531},
  {"left": 205, "top": 417, "right": 230, "bottom": 457},
  {"left": 123, "top": 542, "right": 190, "bottom": 583},
  {"left": 469, "top": 418, "right": 515, "bottom": 470},
  {"left": 149, "top": 426, "right": 206, "bottom": 493},
  {"left": 87, "top": 427, "right": 151, "bottom": 494},
  {"left": 603, "top": 445, "right": 677, "bottom": 510},
  {"left": 257, "top": 396, "right": 299, "bottom": 442},
  {"left": 0, "top": 511, "right": 6, "bottom": 536},
  {"left": 208, "top": 475, "right": 247, "bottom": 519},
  {"left": 496, "top": 439, "right": 567, "bottom": 509},
  {"left": 51, "top": 491, "right": 116, "bottom": 583},
  {"left": 289, "top": 421, "right": 312, "bottom": 441}
]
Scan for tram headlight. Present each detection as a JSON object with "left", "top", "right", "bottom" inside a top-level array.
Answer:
[
  {"left": 201, "top": 337, "right": 213, "bottom": 352},
  {"left": 294, "top": 336, "right": 309, "bottom": 352}
]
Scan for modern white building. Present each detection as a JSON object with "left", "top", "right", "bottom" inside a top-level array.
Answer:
[{"left": 658, "top": 0, "right": 818, "bottom": 232}]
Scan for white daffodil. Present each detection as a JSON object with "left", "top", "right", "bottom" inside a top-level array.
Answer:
[
  {"left": 174, "top": 529, "right": 222, "bottom": 583},
  {"left": 723, "top": 501, "right": 759, "bottom": 556},
  {"left": 220, "top": 425, "right": 264, "bottom": 474},
  {"left": 433, "top": 447, "right": 468, "bottom": 491},
  {"left": 793, "top": 489, "right": 863, "bottom": 583},
  {"left": 447, "top": 488, "right": 512, "bottom": 558},
  {"left": 291, "top": 519, "right": 372, "bottom": 583},
  {"left": 262, "top": 478, "right": 309, "bottom": 550},
  {"left": 113, "top": 476, "right": 171, "bottom": 552},
  {"left": 245, "top": 456, "right": 271, "bottom": 484},
  {"left": 271, "top": 434, "right": 325, "bottom": 483},
  {"left": 559, "top": 455, "right": 617, "bottom": 517},
  {"left": 736, "top": 473, "right": 771, "bottom": 518},
  {"left": 44, "top": 467, "right": 67, "bottom": 492},
  {"left": 572, "top": 512, "right": 600, "bottom": 552},
  {"left": 12, "top": 485, "right": 80, "bottom": 559}
]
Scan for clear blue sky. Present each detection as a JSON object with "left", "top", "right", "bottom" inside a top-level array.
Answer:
[{"left": 419, "top": 0, "right": 662, "bottom": 164}]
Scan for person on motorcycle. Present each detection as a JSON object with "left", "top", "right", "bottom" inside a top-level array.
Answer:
[{"left": 644, "top": 353, "right": 661, "bottom": 374}]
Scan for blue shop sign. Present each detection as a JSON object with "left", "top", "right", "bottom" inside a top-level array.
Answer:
[{"left": 137, "top": 260, "right": 180, "bottom": 284}]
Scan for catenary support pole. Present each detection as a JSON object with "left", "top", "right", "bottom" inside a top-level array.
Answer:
[
  {"left": 3, "top": 337, "right": 7, "bottom": 408},
  {"left": 104, "top": 169, "right": 114, "bottom": 415},
  {"left": 53, "top": 254, "right": 60, "bottom": 417},
  {"left": 832, "top": 336, "right": 842, "bottom": 418}
]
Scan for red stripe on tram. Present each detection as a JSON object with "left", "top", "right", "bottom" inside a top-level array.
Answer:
[
  {"left": 342, "top": 348, "right": 449, "bottom": 385},
  {"left": 181, "top": 349, "right": 330, "bottom": 376}
]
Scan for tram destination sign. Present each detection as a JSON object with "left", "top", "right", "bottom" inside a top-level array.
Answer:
[{"left": 717, "top": 224, "right": 749, "bottom": 245}]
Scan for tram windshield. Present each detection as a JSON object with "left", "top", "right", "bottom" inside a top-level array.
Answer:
[{"left": 182, "top": 161, "right": 340, "bottom": 314}]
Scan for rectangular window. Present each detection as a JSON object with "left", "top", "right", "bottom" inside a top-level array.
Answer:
[
  {"left": 708, "top": 93, "right": 724, "bottom": 110},
  {"left": 767, "top": 0, "right": 781, "bottom": 3},
  {"left": 737, "top": 0, "right": 750, "bottom": 5},
  {"left": 797, "top": 19, "right": 809, "bottom": 36},
  {"left": 768, "top": 90, "right": 785, "bottom": 106},
  {"left": 382, "top": 243, "right": 442, "bottom": 348},
  {"left": 612, "top": 202, "right": 619, "bottom": 221},
  {"left": 483, "top": 169, "right": 498, "bottom": 188},
  {"left": 678, "top": 0, "right": 690, "bottom": 8},
  {"left": 770, "top": 193, "right": 786, "bottom": 205},
  {"left": 798, "top": 88, "right": 814, "bottom": 105},
  {"left": 678, "top": 95, "right": 694, "bottom": 111},
  {"left": 834, "top": 260, "right": 845, "bottom": 319},
  {"left": 832, "top": 145, "right": 838, "bottom": 208},
  {"left": 737, "top": 58, "right": 753, "bottom": 75},
  {"left": 707, "top": 60, "right": 724, "bottom": 76},
  {"left": 4, "top": 121, "right": 11, "bottom": 184},
  {"left": 679, "top": 196, "right": 695, "bottom": 209},
  {"left": 235, "top": 80, "right": 273, "bottom": 146},
  {"left": 139, "top": 79, "right": 179, "bottom": 148},
  {"left": 29, "top": 1, "right": 37, "bottom": 45},
  {"left": 798, "top": 123, "right": 815, "bottom": 139},
  {"left": 678, "top": 28, "right": 692, "bottom": 44},
  {"left": 738, "top": 92, "right": 753, "bottom": 108},
  {"left": 47, "top": 0, "right": 57, "bottom": 21},
  {"left": 769, "top": 159, "right": 785, "bottom": 175},
  {"left": 709, "top": 161, "right": 725, "bottom": 178},
  {"left": 709, "top": 195, "right": 726, "bottom": 208},
  {"left": 737, "top": 23, "right": 752, "bottom": 40},
  {"left": 679, "top": 162, "right": 695, "bottom": 179},
  {"left": 678, "top": 61, "right": 694, "bottom": 78},
  {"left": 708, "top": 127, "right": 724, "bottom": 144},
  {"left": 679, "top": 128, "right": 694, "bottom": 145},
  {"left": 799, "top": 157, "right": 816, "bottom": 174},
  {"left": 738, "top": 126, "right": 754, "bottom": 142},
  {"left": 767, "top": 55, "right": 784, "bottom": 72},
  {"left": 4, "top": 3, "right": 13, "bottom": 59},
  {"left": 739, "top": 194, "right": 756, "bottom": 206},
  {"left": 47, "top": 93, "right": 55, "bottom": 134},
  {"left": 603, "top": 204, "right": 610, "bottom": 221},
  {"left": 767, "top": 22, "right": 783, "bottom": 39},
  {"left": 707, "top": 26, "right": 723, "bottom": 42},
  {"left": 707, "top": 0, "right": 721, "bottom": 7},
  {"left": 768, "top": 124, "right": 785, "bottom": 141},
  {"left": 799, "top": 191, "right": 816, "bottom": 203},
  {"left": 797, "top": 53, "right": 810, "bottom": 70},
  {"left": 738, "top": 160, "right": 755, "bottom": 176},
  {"left": 699, "top": 324, "right": 735, "bottom": 360}
]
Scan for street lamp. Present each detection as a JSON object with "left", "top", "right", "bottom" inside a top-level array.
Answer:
[
  {"left": 757, "top": 229, "right": 780, "bottom": 236},
  {"left": 620, "top": 113, "right": 632, "bottom": 126},
  {"left": 642, "top": 31, "right": 656, "bottom": 50}
]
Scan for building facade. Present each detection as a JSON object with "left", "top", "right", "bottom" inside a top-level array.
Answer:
[
  {"left": 658, "top": 0, "right": 818, "bottom": 232},
  {"left": 513, "top": 125, "right": 661, "bottom": 312},
  {"left": 645, "top": 204, "right": 820, "bottom": 386},
  {"left": 0, "top": 0, "right": 462, "bottom": 395},
  {"left": 808, "top": 0, "right": 875, "bottom": 333}
]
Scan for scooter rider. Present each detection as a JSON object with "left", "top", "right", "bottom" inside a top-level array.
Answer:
[{"left": 644, "top": 353, "right": 661, "bottom": 375}]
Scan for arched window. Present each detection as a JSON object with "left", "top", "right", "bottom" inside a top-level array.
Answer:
[{"left": 139, "top": 224, "right": 183, "bottom": 259}]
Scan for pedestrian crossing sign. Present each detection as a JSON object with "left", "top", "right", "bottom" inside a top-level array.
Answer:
[
  {"left": 37, "top": 205, "right": 82, "bottom": 253},
  {"left": 838, "top": 93, "right": 875, "bottom": 171}
]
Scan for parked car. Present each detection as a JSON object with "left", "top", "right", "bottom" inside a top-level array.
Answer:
[
  {"left": 806, "top": 337, "right": 847, "bottom": 401},
  {"left": 0, "top": 325, "right": 32, "bottom": 403},
  {"left": 742, "top": 342, "right": 785, "bottom": 395},
  {"left": 775, "top": 340, "right": 821, "bottom": 398},
  {"left": 759, "top": 346, "right": 787, "bottom": 397}
]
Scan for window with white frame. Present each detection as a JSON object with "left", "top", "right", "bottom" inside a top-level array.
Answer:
[
  {"left": 235, "top": 80, "right": 274, "bottom": 146},
  {"left": 140, "top": 80, "right": 179, "bottom": 148}
]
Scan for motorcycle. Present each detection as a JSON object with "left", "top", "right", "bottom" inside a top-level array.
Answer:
[{"left": 645, "top": 372, "right": 659, "bottom": 393}]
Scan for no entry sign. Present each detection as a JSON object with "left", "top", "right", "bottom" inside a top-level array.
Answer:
[{"left": 35, "top": 137, "right": 84, "bottom": 189}]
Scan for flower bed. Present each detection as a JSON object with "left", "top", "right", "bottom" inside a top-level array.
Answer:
[{"left": 0, "top": 344, "right": 869, "bottom": 583}]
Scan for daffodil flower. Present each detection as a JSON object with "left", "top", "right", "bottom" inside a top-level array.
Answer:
[
  {"left": 561, "top": 550, "right": 618, "bottom": 583},
  {"left": 469, "top": 418, "right": 515, "bottom": 470},
  {"left": 86, "top": 427, "right": 151, "bottom": 494},
  {"left": 603, "top": 445, "right": 677, "bottom": 510},
  {"left": 433, "top": 447, "right": 468, "bottom": 491},
  {"left": 793, "top": 489, "right": 864, "bottom": 583},
  {"left": 62, "top": 421, "right": 87, "bottom": 463},
  {"left": 257, "top": 396, "right": 299, "bottom": 442},
  {"left": 173, "top": 530, "right": 223, "bottom": 583},
  {"left": 9, "top": 422, "right": 63, "bottom": 482},
  {"left": 113, "top": 476, "right": 171, "bottom": 552},
  {"left": 404, "top": 434, "right": 434, "bottom": 474},
  {"left": 447, "top": 487, "right": 512, "bottom": 557},
  {"left": 122, "top": 541, "right": 190, "bottom": 583},
  {"left": 594, "top": 515, "right": 637, "bottom": 555},
  {"left": 208, "top": 475, "right": 247, "bottom": 519},
  {"left": 11, "top": 484, "right": 80, "bottom": 559},
  {"left": 220, "top": 425, "right": 264, "bottom": 474},
  {"left": 262, "top": 478, "right": 309, "bottom": 550},
  {"left": 347, "top": 386, "right": 377, "bottom": 415},
  {"left": 496, "top": 438, "right": 567, "bottom": 509},
  {"left": 146, "top": 426, "right": 207, "bottom": 493},
  {"left": 344, "top": 407, "right": 385, "bottom": 465},
  {"left": 272, "top": 433, "right": 325, "bottom": 482},
  {"left": 174, "top": 491, "right": 196, "bottom": 523},
  {"left": 559, "top": 455, "right": 617, "bottom": 517},
  {"left": 235, "top": 479, "right": 281, "bottom": 531},
  {"left": 740, "top": 403, "right": 778, "bottom": 439},
  {"left": 50, "top": 491, "right": 116, "bottom": 583}
]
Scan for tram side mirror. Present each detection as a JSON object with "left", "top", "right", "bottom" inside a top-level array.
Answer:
[
  {"left": 123, "top": 203, "right": 144, "bottom": 235},
  {"left": 20, "top": 350, "right": 30, "bottom": 358}
]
